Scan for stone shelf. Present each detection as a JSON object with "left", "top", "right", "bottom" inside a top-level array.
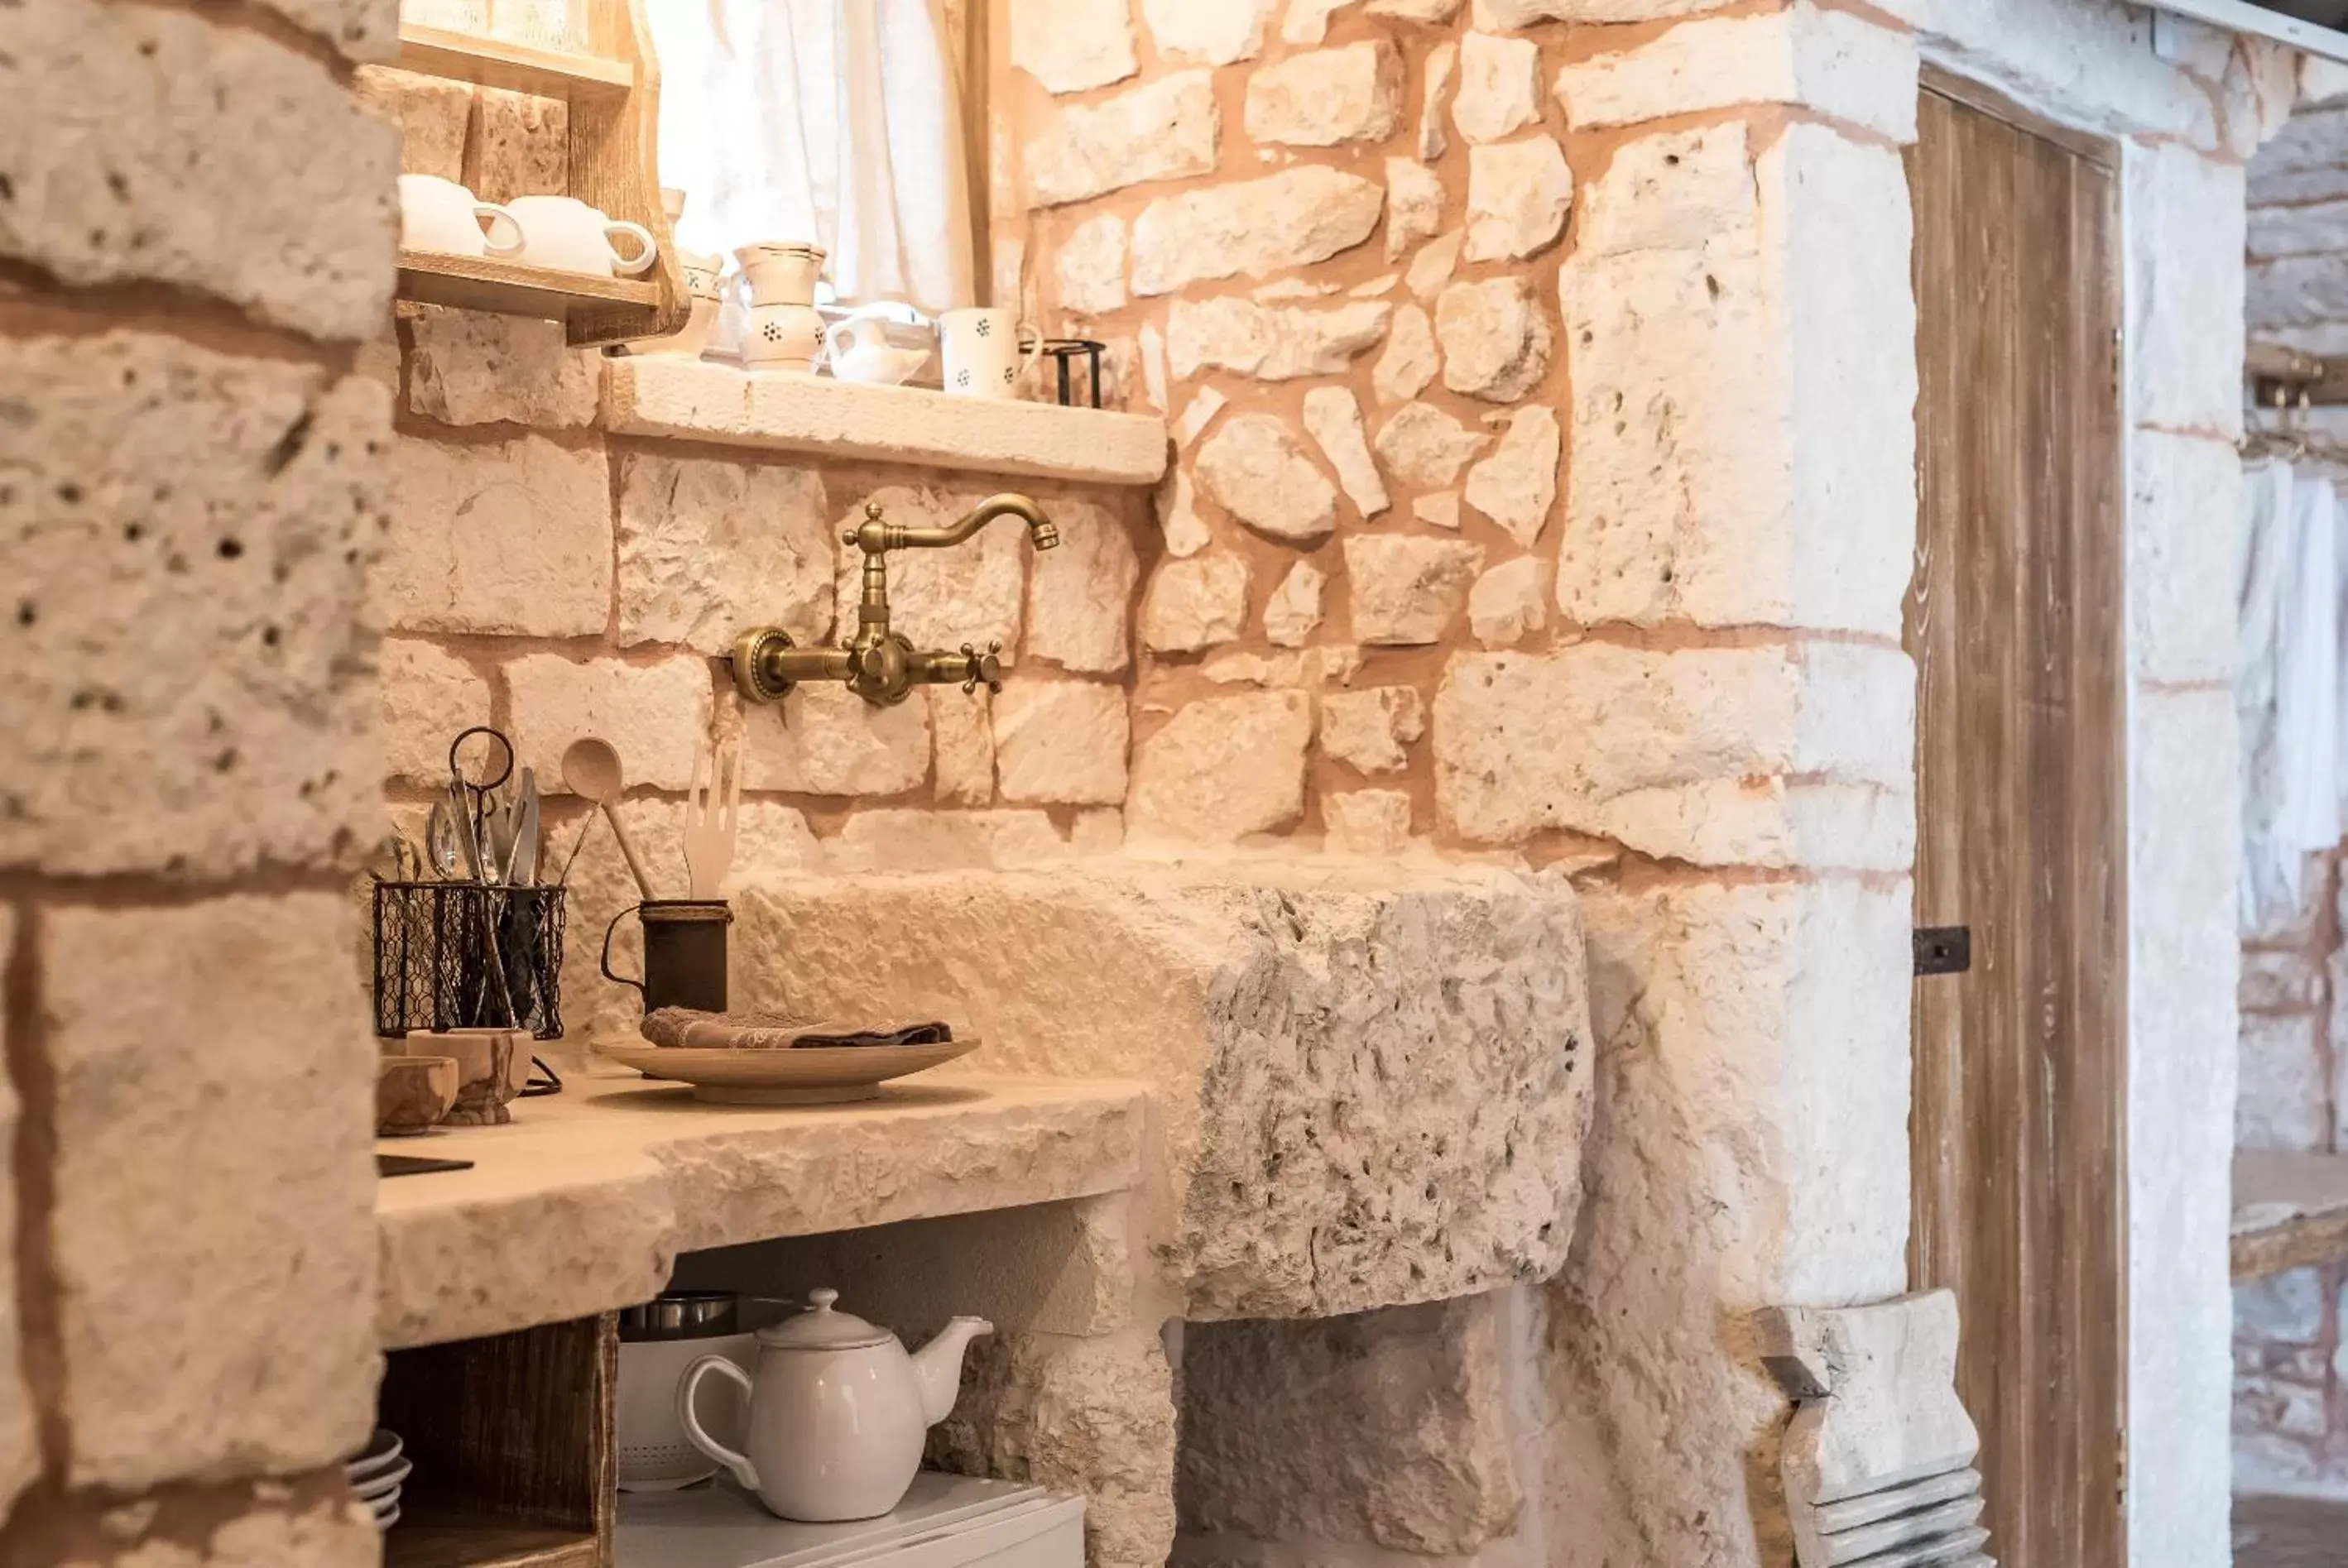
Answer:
[
  {"left": 2234, "top": 1151, "right": 2348, "bottom": 1281},
  {"left": 374, "top": 1070, "right": 1148, "bottom": 1350},
  {"left": 601, "top": 357, "right": 1170, "bottom": 487}
]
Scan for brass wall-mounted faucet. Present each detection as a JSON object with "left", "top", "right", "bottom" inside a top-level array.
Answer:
[{"left": 731, "top": 493, "right": 1060, "bottom": 709}]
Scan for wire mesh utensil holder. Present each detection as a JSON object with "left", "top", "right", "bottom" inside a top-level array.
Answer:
[{"left": 373, "top": 880, "right": 567, "bottom": 1041}]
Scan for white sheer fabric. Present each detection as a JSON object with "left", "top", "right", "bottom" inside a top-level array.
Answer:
[{"left": 650, "top": 0, "right": 973, "bottom": 314}]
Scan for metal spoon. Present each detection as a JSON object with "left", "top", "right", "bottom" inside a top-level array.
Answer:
[{"left": 560, "top": 736, "right": 656, "bottom": 901}]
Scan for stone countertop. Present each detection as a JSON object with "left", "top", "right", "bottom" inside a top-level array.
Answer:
[
  {"left": 2234, "top": 1151, "right": 2348, "bottom": 1282},
  {"left": 374, "top": 1069, "right": 1149, "bottom": 1349},
  {"left": 601, "top": 357, "right": 1171, "bottom": 487}
]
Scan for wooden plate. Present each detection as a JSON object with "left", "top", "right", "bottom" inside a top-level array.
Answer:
[{"left": 594, "top": 1037, "right": 979, "bottom": 1104}]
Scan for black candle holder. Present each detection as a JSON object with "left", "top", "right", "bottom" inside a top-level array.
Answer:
[{"left": 1041, "top": 338, "right": 1107, "bottom": 408}]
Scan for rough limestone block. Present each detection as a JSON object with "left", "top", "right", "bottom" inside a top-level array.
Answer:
[
  {"left": 1010, "top": 0, "right": 1138, "bottom": 94},
  {"left": 1, "top": 333, "right": 389, "bottom": 879},
  {"left": 1244, "top": 40, "right": 1403, "bottom": 146},
  {"left": 1560, "top": 123, "right": 1915, "bottom": 637},
  {"left": 740, "top": 682, "right": 931, "bottom": 797},
  {"left": 355, "top": 65, "right": 473, "bottom": 180},
  {"left": 1027, "top": 71, "right": 1219, "bottom": 209},
  {"left": 0, "top": 0, "right": 398, "bottom": 340},
  {"left": 1464, "top": 136, "right": 1573, "bottom": 262},
  {"left": 1142, "top": 0, "right": 1276, "bottom": 65},
  {"left": 385, "top": 433, "right": 612, "bottom": 637},
  {"left": 930, "top": 688, "right": 996, "bottom": 806},
  {"left": 930, "top": 1328, "right": 1178, "bottom": 1568},
  {"left": 468, "top": 87, "right": 569, "bottom": 203},
  {"left": 1468, "top": 557, "right": 1547, "bottom": 648},
  {"left": 1553, "top": 2, "right": 1917, "bottom": 142},
  {"left": 0, "top": 909, "right": 27, "bottom": 1522},
  {"left": 406, "top": 307, "right": 600, "bottom": 429},
  {"left": 617, "top": 453, "right": 833, "bottom": 655},
  {"left": 1142, "top": 556, "right": 1252, "bottom": 654},
  {"left": 1056, "top": 214, "right": 1130, "bottom": 317},
  {"left": 1319, "top": 686, "right": 1426, "bottom": 774},
  {"left": 1323, "top": 789, "right": 1413, "bottom": 853},
  {"left": 2129, "top": 141, "right": 2246, "bottom": 439},
  {"left": 95, "top": 1496, "right": 384, "bottom": 1568},
  {"left": 46, "top": 898, "right": 377, "bottom": 1489},
  {"left": 740, "top": 861, "right": 1592, "bottom": 1319},
  {"left": 994, "top": 682, "right": 1131, "bottom": 805},
  {"left": 1760, "top": 1291, "right": 1984, "bottom": 1568},
  {"left": 833, "top": 485, "right": 1029, "bottom": 666},
  {"left": 1302, "top": 387, "right": 1390, "bottom": 518},
  {"left": 2128, "top": 432, "right": 2240, "bottom": 685},
  {"left": 1374, "top": 401, "right": 1488, "bottom": 489},
  {"left": 1434, "top": 641, "right": 1914, "bottom": 870},
  {"left": 1194, "top": 415, "right": 1339, "bottom": 543},
  {"left": 1375, "top": 304, "right": 1441, "bottom": 405},
  {"left": 507, "top": 655, "right": 713, "bottom": 794},
  {"left": 1344, "top": 535, "right": 1482, "bottom": 645},
  {"left": 1453, "top": 30, "right": 1541, "bottom": 143},
  {"left": 824, "top": 810, "right": 1080, "bottom": 875},
  {"left": 1132, "top": 167, "right": 1385, "bottom": 296},
  {"left": 379, "top": 640, "right": 491, "bottom": 786},
  {"left": 1265, "top": 562, "right": 1326, "bottom": 648},
  {"left": 1476, "top": 0, "right": 1733, "bottom": 23},
  {"left": 2237, "top": 1012, "right": 2324, "bottom": 1153},
  {"left": 1418, "top": 40, "right": 1458, "bottom": 160},
  {"left": 1026, "top": 498, "right": 1139, "bottom": 674},
  {"left": 1168, "top": 299, "right": 1392, "bottom": 381},
  {"left": 1435, "top": 276, "right": 1551, "bottom": 401},
  {"left": 1464, "top": 406, "right": 1559, "bottom": 547},
  {"left": 679, "top": 1195, "right": 1133, "bottom": 1340},
  {"left": 1179, "top": 1290, "right": 1529, "bottom": 1554},
  {"left": 1128, "top": 693, "right": 1311, "bottom": 843}
]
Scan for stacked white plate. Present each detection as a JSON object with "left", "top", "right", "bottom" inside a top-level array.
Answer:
[{"left": 348, "top": 1430, "right": 409, "bottom": 1532}]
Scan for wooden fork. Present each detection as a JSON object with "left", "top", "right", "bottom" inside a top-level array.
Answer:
[{"left": 682, "top": 736, "right": 742, "bottom": 900}]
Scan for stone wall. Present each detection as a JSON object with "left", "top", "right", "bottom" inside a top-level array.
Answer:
[
  {"left": 0, "top": 0, "right": 400, "bottom": 1561},
  {"left": 2237, "top": 71, "right": 2348, "bottom": 1503}
]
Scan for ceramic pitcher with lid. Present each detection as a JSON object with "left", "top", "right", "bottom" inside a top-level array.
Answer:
[{"left": 676, "top": 1288, "right": 991, "bottom": 1521}]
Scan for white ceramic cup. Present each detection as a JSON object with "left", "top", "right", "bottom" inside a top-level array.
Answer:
[
  {"left": 504, "top": 194, "right": 657, "bottom": 277},
  {"left": 743, "top": 303, "right": 827, "bottom": 372},
  {"left": 939, "top": 308, "right": 1040, "bottom": 399},
  {"left": 399, "top": 175, "right": 523, "bottom": 258}
]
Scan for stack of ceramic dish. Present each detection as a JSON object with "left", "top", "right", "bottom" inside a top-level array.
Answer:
[{"left": 348, "top": 1430, "right": 409, "bottom": 1532}]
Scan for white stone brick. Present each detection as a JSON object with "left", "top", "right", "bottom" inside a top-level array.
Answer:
[
  {"left": 1467, "top": 556, "right": 1546, "bottom": 648},
  {"left": 1407, "top": 228, "right": 1463, "bottom": 300},
  {"left": 1, "top": 333, "right": 389, "bottom": 878},
  {"left": 354, "top": 65, "right": 472, "bottom": 181},
  {"left": 1418, "top": 40, "right": 1457, "bottom": 161},
  {"left": 1374, "top": 401, "right": 1488, "bottom": 488},
  {"left": 1463, "top": 406, "right": 1558, "bottom": 547},
  {"left": 2129, "top": 432, "right": 2240, "bottom": 685},
  {"left": 1245, "top": 41, "right": 1403, "bottom": 146},
  {"left": 1282, "top": 0, "right": 1356, "bottom": 45},
  {"left": 617, "top": 453, "right": 833, "bottom": 655},
  {"left": 1464, "top": 135, "right": 1573, "bottom": 262},
  {"left": 1476, "top": 0, "right": 1732, "bottom": 23},
  {"left": 1323, "top": 789, "right": 1414, "bottom": 853},
  {"left": 94, "top": 1497, "right": 382, "bottom": 1567},
  {"left": 2248, "top": 199, "right": 2348, "bottom": 261},
  {"left": 1195, "top": 415, "right": 1339, "bottom": 543},
  {"left": 930, "top": 686, "right": 996, "bottom": 806},
  {"left": 2238, "top": 1011, "right": 2324, "bottom": 1153},
  {"left": 0, "top": 0, "right": 398, "bottom": 340},
  {"left": 1385, "top": 157, "right": 1447, "bottom": 262},
  {"left": 1143, "top": 0, "right": 1275, "bottom": 65},
  {"left": 1027, "top": 496, "right": 1140, "bottom": 674},
  {"left": 379, "top": 640, "right": 490, "bottom": 786},
  {"left": 2130, "top": 141, "right": 2246, "bottom": 439},
  {"left": 469, "top": 85, "right": 568, "bottom": 204},
  {"left": 1320, "top": 686, "right": 1425, "bottom": 774},
  {"left": 386, "top": 433, "right": 611, "bottom": 637},
  {"left": 824, "top": 809, "right": 1076, "bottom": 874},
  {"left": 1435, "top": 276, "right": 1552, "bottom": 402},
  {"left": 1132, "top": 166, "right": 1385, "bottom": 296},
  {"left": 1155, "top": 469, "right": 1212, "bottom": 559},
  {"left": 1558, "top": 4, "right": 1915, "bottom": 139},
  {"left": 1144, "top": 555, "right": 1253, "bottom": 652},
  {"left": 1011, "top": 0, "right": 1138, "bottom": 94},
  {"left": 995, "top": 682, "right": 1131, "bottom": 805},
  {"left": 1453, "top": 30, "right": 1541, "bottom": 143},
  {"left": 46, "top": 897, "right": 377, "bottom": 1488},
  {"left": 1265, "top": 562, "right": 1327, "bottom": 648},
  {"left": 1055, "top": 213, "right": 1130, "bottom": 317},
  {"left": 1168, "top": 298, "right": 1393, "bottom": 381},
  {"left": 507, "top": 654, "right": 713, "bottom": 794},
  {"left": 1345, "top": 535, "right": 1481, "bottom": 646},
  {"left": 1129, "top": 693, "right": 1313, "bottom": 842},
  {"left": 1433, "top": 641, "right": 1913, "bottom": 868},
  {"left": 741, "top": 681, "right": 932, "bottom": 797},
  {"left": 833, "top": 485, "right": 1028, "bottom": 664},
  {"left": 406, "top": 307, "right": 599, "bottom": 429},
  {"left": 1559, "top": 123, "right": 1913, "bottom": 637},
  {"left": 1374, "top": 303, "right": 1441, "bottom": 405},
  {"left": 1302, "top": 387, "right": 1391, "bottom": 518},
  {"left": 1026, "top": 71, "right": 1219, "bottom": 209}
]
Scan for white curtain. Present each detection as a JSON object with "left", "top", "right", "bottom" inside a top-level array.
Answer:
[
  {"left": 651, "top": 0, "right": 974, "bottom": 315},
  {"left": 2240, "top": 460, "right": 2345, "bottom": 928}
]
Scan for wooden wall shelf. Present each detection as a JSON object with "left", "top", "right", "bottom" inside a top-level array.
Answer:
[
  {"left": 2235, "top": 1151, "right": 2348, "bottom": 1281},
  {"left": 399, "top": 250, "right": 659, "bottom": 321},
  {"left": 396, "top": 25, "right": 631, "bottom": 100}
]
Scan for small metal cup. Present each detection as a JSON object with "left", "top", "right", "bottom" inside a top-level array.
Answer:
[{"left": 602, "top": 899, "right": 732, "bottom": 1014}]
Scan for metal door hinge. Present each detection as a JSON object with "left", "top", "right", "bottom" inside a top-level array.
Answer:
[{"left": 1913, "top": 927, "right": 1971, "bottom": 976}]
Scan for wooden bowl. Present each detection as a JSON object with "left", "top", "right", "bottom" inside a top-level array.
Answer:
[
  {"left": 377, "top": 1055, "right": 460, "bottom": 1137},
  {"left": 395, "top": 1029, "right": 526, "bottom": 1125}
]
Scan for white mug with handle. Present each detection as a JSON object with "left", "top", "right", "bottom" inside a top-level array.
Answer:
[
  {"left": 399, "top": 175, "right": 524, "bottom": 259},
  {"left": 503, "top": 194, "right": 659, "bottom": 277},
  {"left": 939, "top": 308, "right": 1040, "bottom": 399}
]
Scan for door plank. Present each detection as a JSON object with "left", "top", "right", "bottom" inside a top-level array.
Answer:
[{"left": 1905, "top": 83, "right": 2128, "bottom": 1568}]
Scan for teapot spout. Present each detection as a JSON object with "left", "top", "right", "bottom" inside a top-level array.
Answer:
[{"left": 911, "top": 1316, "right": 993, "bottom": 1426}]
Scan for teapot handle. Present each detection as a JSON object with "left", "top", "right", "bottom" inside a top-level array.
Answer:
[
  {"left": 677, "top": 1355, "right": 760, "bottom": 1492},
  {"left": 820, "top": 304, "right": 900, "bottom": 372}
]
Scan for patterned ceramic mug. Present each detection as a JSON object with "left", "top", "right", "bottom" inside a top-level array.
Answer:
[{"left": 939, "top": 308, "right": 1040, "bottom": 399}]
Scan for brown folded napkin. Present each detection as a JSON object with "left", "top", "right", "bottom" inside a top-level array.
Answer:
[{"left": 641, "top": 1008, "right": 954, "bottom": 1052}]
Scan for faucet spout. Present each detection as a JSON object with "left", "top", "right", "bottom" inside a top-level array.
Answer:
[{"left": 847, "top": 493, "right": 1060, "bottom": 555}]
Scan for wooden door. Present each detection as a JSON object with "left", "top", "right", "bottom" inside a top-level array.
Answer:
[{"left": 1905, "top": 74, "right": 2128, "bottom": 1567}]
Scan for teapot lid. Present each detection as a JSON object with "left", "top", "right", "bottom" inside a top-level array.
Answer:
[{"left": 755, "top": 1288, "right": 893, "bottom": 1351}]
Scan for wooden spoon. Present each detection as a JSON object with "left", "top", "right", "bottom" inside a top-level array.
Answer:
[{"left": 560, "top": 736, "right": 656, "bottom": 901}]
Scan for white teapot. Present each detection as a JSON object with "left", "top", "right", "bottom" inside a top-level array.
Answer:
[{"left": 677, "top": 1289, "right": 992, "bottom": 1522}]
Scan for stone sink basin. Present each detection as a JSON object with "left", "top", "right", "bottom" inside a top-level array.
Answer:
[{"left": 731, "top": 860, "right": 1593, "bottom": 1321}]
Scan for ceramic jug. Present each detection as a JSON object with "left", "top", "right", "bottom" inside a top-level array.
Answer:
[
  {"left": 677, "top": 1289, "right": 990, "bottom": 1522},
  {"left": 736, "top": 241, "right": 827, "bottom": 306}
]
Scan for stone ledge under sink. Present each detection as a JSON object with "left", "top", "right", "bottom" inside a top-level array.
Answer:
[
  {"left": 600, "top": 357, "right": 1170, "bottom": 487},
  {"left": 372, "top": 1072, "right": 1146, "bottom": 1350}
]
